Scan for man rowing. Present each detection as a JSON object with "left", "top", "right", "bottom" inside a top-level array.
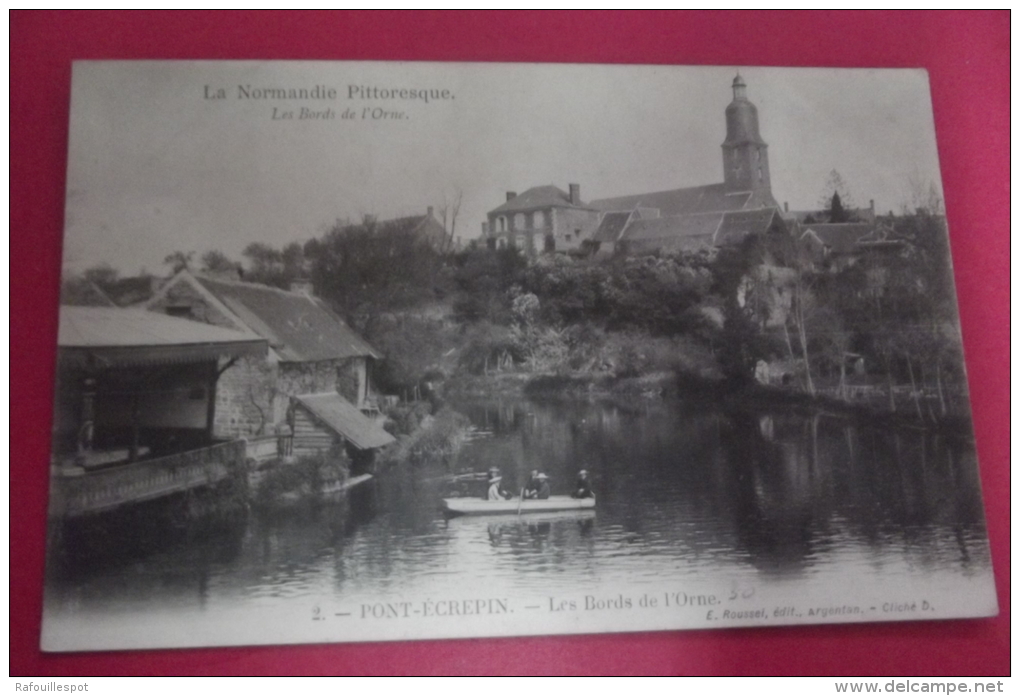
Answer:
[
  {"left": 523, "top": 470, "right": 541, "bottom": 499},
  {"left": 571, "top": 470, "right": 594, "bottom": 499}
]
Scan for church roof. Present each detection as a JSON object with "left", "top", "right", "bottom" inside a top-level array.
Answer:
[
  {"left": 619, "top": 207, "right": 783, "bottom": 254},
  {"left": 489, "top": 185, "right": 592, "bottom": 215},
  {"left": 591, "top": 183, "right": 753, "bottom": 217},
  {"left": 714, "top": 208, "right": 782, "bottom": 246},
  {"left": 800, "top": 223, "right": 874, "bottom": 255}
]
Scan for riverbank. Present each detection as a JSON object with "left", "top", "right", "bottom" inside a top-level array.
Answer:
[{"left": 443, "top": 368, "right": 974, "bottom": 438}]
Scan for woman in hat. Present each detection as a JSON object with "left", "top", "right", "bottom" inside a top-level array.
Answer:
[{"left": 486, "top": 469, "right": 512, "bottom": 501}]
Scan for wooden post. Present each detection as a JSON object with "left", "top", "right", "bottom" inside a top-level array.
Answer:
[
  {"left": 77, "top": 376, "right": 97, "bottom": 455},
  {"left": 129, "top": 390, "right": 141, "bottom": 462}
]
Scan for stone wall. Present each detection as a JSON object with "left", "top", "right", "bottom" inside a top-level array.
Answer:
[
  {"left": 552, "top": 207, "right": 600, "bottom": 250},
  {"left": 213, "top": 354, "right": 277, "bottom": 438}
]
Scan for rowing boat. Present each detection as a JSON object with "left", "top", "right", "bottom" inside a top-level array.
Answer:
[{"left": 441, "top": 495, "right": 595, "bottom": 517}]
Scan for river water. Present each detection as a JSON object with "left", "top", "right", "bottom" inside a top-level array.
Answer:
[{"left": 42, "top": 396, "right": 996, "bottom": 650}]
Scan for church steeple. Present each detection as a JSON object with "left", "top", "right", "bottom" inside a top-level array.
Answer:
[{"left": 722, "top": 74, "right": 772, "bottom": 199}]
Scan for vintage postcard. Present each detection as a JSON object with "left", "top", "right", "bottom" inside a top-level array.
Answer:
[{"left": 43, "top": 61, "right": 996, "bottom": 651}]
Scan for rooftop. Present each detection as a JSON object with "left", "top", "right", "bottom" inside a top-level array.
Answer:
[
  {"left": 489, "top": 185, "right": 592, "bottom": 215},
  {"left": 58, "top": 306, "right": 266, "bottom": 367},
  {"left": 591, "top": 183, "right": 753, "bottom": 217},
  {"left": 194, "top": 275, "right": 381, "bottom": 362}
]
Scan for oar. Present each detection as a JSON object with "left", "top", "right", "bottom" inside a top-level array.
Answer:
[{"left": 516, "top": 487, "right": 525, "bottom": 516}]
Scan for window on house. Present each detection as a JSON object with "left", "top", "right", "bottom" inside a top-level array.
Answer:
[
  {"left": 758, "top": 167, "right": 763, "bottom": 182},
  {"left": 513, "top": 235, "right": 525, "bottom": 248}
]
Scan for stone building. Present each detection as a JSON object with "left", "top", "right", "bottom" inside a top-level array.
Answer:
[
  {"left": 484, "top": 184, "right": 601, "bottom": 255},
  {"left": 146, "top": 270, "right": 394, "bottom": 459},
  {"left": 484, "top": 75, "right": 783, "bottom": 256}
]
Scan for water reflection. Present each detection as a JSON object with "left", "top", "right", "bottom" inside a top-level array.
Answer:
[{"left": 44, "top": 396, "right": 991, "bottom": 622}]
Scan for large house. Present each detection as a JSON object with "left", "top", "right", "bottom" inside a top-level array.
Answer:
[
  {"left": 484, "top": 75, "right": 784, "bottom": 256},
  {"left": 484, "top": 184, "right": 601, "bottom": 254},
  {"left": 146, "top": 270, "right": 394, "bottom": 463}
]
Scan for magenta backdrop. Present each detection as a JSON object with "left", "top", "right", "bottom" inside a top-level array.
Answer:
[{"left": 10, "top": 11, "right": 1009, "bottom": 676}]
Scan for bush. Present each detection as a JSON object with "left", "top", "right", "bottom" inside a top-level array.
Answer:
[{"left": 255, "top": 449, "right": 350, "bottom": 506}]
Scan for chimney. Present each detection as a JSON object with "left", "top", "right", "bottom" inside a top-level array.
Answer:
[
  {"left": 569, "top": 183, "right": 581, "bottom": 206},
  {"left": 427, "top": 205, "right": 434, "bottom": 218},
  {"left": 784, "top": 201, "right": 789, "bottom": 212},
  {"left": 506, "top": 191, "right": 517, "bottom": 202}
]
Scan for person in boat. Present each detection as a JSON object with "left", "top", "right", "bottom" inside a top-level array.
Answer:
[
  {"left": 532, "top": 472, "right": 551, "bottom": 500},
  {"left": 523, "top": 469, "right": 541, "bottom": 499},
  {"left": 571, "top": 469, "right": 594, "bottom": 499},
  {"left": 486, "top": 471, "right": 513, "bottom": 501}
]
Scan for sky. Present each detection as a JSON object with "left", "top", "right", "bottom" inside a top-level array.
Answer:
[{"left": 62, "top": 62, "right": 945, "bottom": 276}]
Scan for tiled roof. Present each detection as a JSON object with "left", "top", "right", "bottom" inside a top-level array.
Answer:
[
  {"left": 714, "top": 208, "right": 781, "bottom": 247},
  {"left": 293, "top": 392, "right": 395, "bottom": 450},
  {"left": 593, "top": 211, "right": 633, "bottom": 243},
  {"left": 195, "top": 276, "right": 380, "bottom": 362},
  {"left": 618, "top": 207, "right": 782, "bottom": 253},
  {"left": 58, "top": 306, "right": 266, "bottom": 367},
  {"left": 591, "top": 183, "right": 753, "bottom": 217},
  {"left": 623, "top": 212, "right": 723, "bottom": 243},
  {"left": 801, "top": 223, "right": 874, "bottom": 255},
  {"left": 489, "top": 186, "right": 591, "bottom": 215}
]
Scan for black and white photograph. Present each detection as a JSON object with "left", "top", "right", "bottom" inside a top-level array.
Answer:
[{"left": 43, "top": 61, "right": 997, "bottom": 651}]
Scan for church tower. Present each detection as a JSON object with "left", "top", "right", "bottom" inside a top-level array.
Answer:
[{"left": 722, "top": 74, "right": 772, "bottom": 201}]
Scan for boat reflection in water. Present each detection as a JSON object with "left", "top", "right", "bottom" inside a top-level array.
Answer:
[{"left": 43, "top": 395, "right": 994, "bottom": 646}]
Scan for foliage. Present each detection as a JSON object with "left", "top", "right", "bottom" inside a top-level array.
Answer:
[
  {"left": 254, "top": 450, "right": 350, "bottom": 507},
  {"left": 310, "top": 216, "right": 447, "bottom": 318},
  {"left": 363, "top": 314, "right": 459, "bottom": 392},
  {"left": 200, "top": 249, "right": 237, "bottom": 274},
  {"left": 450, "top": 246, "right": 528, "bottom": 323},
  {"left": 163, "top": 250, "right": 194, "bottom": 273}
]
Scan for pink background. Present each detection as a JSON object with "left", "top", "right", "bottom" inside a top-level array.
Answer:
[{"left": 10, "top": 11, "right": 1009, "bottom": 676}]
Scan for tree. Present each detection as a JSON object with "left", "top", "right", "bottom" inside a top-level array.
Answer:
[
  {"left": 310, "top": 214, "right": 446, "bottom": 319},
  {"left": 817, "top": 170, "right": 858, "bottom": 221},
  {"left": 163, "top": 251, "right": 194, "bottom": 273},
  {"left": 200, "top": 249, "right": 237, "bottom": 274},
  {"left": 828, "top": 191, "right": 850, "bottom": 223},
  {"left": 438, "top": 188, "right": 463, "bottom": 255}
]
